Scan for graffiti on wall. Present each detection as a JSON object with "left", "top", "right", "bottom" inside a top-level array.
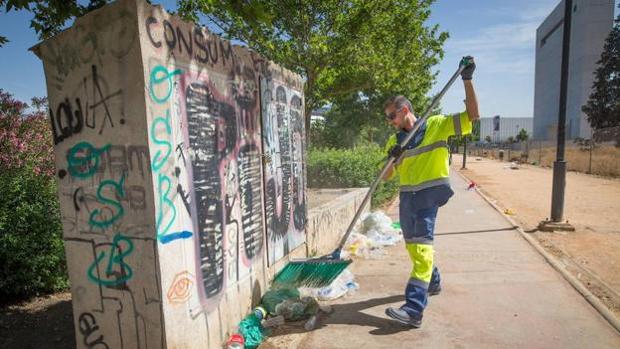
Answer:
[
  {"left": 40, "top": 2, "right": 167, "bottom": 347},
  {"left": 260, "top": 78, "right": 307, "bottom": 264},
  {"left": 144, "top": 11, "right": 267, "bottom": 315}
]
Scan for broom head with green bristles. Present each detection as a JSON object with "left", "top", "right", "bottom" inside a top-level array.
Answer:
[{"left": 272, "top": 253, "right": 352, "bottom": 288}]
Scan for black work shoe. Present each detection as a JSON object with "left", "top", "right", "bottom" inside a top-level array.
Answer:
[
  {"left": 428, "top": 285, "right": 442, "bottom": 296},
  {"left": 385, "top": 307, "right": 422, "bottom": 328}
]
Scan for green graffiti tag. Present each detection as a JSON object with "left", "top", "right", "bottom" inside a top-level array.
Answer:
[
  {"left": 87, "top": 233, "right": 134, "bottom": 286},
  {"left": 88, "top": 173, "right": 126, "bottom": 228},
  {"left": 156, "top": 173, "right": 176, "bottom": 240},
  {"left": 67, "top": 142, "right": 111, "bottom": 178},
  {"left": 150, "top": 110, "right": 172, "bottom": 171},
  {"left": 149, "top": 65, "right": 182, "bottom": 104}
]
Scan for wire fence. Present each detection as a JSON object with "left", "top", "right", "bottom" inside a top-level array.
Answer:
[{"left": 465, "top": 126, "right": 620, "bottom": 178}]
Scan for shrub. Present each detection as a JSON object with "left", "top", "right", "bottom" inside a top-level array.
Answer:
[
  {"left": 307, "top": 145, "right": 399, "bottom": 208},
  {"left": 0, "top": 90, "right": 67, "bottom": 303}
]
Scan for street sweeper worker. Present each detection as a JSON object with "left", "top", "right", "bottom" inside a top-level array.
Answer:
[{"left": 382, "top": 56, "right": 479, "bottom": 328}]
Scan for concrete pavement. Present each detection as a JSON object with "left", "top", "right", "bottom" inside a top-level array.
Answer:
[{"left": 294, "top": 172, "right": 620, "bottom": 349}]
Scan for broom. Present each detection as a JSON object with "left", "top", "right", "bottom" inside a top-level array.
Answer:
[{"left": 273, "top": 57, "right": 474, "bottom": 288}]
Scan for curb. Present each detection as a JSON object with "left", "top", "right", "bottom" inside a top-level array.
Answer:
[{"left": 454, "top": 167, "right": 620, "bottom": 334}]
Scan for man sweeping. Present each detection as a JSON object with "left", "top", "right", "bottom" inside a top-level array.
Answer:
[{"left": 382, "top": 56, "right": 479, "bottom": 328}]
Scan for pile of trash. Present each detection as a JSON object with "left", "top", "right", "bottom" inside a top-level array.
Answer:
[
  {"left": 226, "top": 211, "right": 400, "bottom": 348},
  {"left": 340, "top": 211, "right": 402, "bottom": 259}
]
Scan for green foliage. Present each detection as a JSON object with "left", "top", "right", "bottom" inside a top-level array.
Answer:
[
  {"left": 0, "top": 0, "right": 110, "bottom": 46},
  {"left": 582, "top": 6, "right": 620, "bottom": 130},
  {"left": 307, "top": 145, "right": 399, "bottom": 208},
  {"left": 0, "top": 90, "right": 66, "bottom": 303},
  {"left": 0, "top": 169, "right": 67, "bottom": 303},
  {"left": 180, "top": 0, "right": 448, "bottom": 134},
  {"left": 516, "top": 128, "right": 529, "bottom": 142},
  {"left": 310, "top": 94, "right": 393, "bottom": 149}
]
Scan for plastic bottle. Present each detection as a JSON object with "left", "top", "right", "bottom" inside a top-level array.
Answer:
[
  {"left": 226, "top": 334, "right": 244, "bottom": 349},
  {"left": 253, "top": 306, "right": 267, "bottom": 321}
]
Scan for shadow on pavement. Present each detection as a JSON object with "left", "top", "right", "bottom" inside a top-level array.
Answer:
[
  {"left": 269, "top": 295, "right": 415, "bottom": 337},
  {"left": 0, "top": 298, "right": 75, "bottom": 349},
  {"left": 435, "top": 226, "right": 518, "bottom": 236}
]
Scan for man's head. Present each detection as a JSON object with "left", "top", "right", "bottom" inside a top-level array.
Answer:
[{"left": 384, "top": 95, "right": 415, "bottom": 129}]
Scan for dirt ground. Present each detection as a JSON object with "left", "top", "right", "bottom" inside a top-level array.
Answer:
[
  {"left": 0, "top": 292, "right": 75, "bottom": 349},
  {"left": 452, "top": 154, "right": 620, "bottom": 317}
]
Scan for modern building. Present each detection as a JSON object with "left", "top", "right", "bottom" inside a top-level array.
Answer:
[
  {"left": 533, "top": 0, "right": 614, "bottom": 140},
  {"left": 479, "top": 116, "right": 533, "bottom": 143}
]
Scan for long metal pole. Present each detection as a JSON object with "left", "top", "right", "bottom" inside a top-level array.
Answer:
[
  {"left": 462, "top": 136, "right": 467, "bottom": 169},
  {"left": 335, "top": 64, "right": 467, "bottom": 252},
  {"left": 551, "top": 0, "right": 572, "bottom": 222}
]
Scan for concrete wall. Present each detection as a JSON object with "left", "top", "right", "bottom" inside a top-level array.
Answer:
[
  {"left": 33, "top": 0, "right": 310, "bottom": 348},
  {"left": 533, "top": 0, "right": 614, "bottom": 140},
  {"left": 306, "top": 188, "right": 369, "bottom": 257}
]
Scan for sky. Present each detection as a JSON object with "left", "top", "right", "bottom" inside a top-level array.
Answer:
[{"left": 0, "top": 0, "right": 617, "bottom": 118}]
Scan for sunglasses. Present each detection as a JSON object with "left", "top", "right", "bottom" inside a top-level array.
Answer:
[{"left": 385, "top": 108, "right": 402, "bottom": 121}]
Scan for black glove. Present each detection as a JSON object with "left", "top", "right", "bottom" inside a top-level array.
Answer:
[
  {"left": 460, "top": 56, "right": 475, "bottom": 80},
  {"left": 388, "top": 144, "right": 404, "bottom": 159}
]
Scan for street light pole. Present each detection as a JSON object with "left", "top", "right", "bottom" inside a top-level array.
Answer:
[{"left": 541, "top": 0, "right": 575, "bottom": 232}]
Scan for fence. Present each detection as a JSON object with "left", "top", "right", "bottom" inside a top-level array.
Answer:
[{"left": 466, "top": 126, "right": 620, "bottom": 178}]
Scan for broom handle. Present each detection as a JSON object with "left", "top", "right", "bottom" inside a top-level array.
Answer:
[{"left": 335, "top": 63, "right": 467, "bottom": 252}]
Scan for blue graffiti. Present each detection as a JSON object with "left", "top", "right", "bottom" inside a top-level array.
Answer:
[{"left": 159, "top": 230, "right": 193, "bottom": 244}]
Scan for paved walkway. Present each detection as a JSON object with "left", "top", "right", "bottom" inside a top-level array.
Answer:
[{"left": 295, "top": 172, "right": 620, "bottom": 349}]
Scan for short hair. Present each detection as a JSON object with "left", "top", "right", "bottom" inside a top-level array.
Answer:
[{"left": 384, "top": 95, "right": 413, "bottom": 114}]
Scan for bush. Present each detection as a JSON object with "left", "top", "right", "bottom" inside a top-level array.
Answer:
[
  {"left": 0, "top": 169, "right": 67, "bottom": 302},
  {"left": 0, "top": 90, "right": 67, "bottom": 303},
  {"left": 307, "top": 145, "right": 399, "bottom": 208}
]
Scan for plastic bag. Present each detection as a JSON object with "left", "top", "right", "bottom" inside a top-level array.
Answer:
[
  {"left": 261, "top": 286, "right": 300, "bottom": 315},
  {"left": 300, "top": 269, "right": 359, "bottom": 301},
  {"left": 274, "top": 296, "right": 319, "bottom": 321}
]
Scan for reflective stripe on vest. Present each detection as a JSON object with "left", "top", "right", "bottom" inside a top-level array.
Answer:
[
  {"left": 396, "top": 140, "right": 448, "bottom": 165},
  {"left": 453, "top": 113, "right": 462, "bottom": 136},
  {"left": 400, "top": 177, "right": 451, "bottom": 193}
]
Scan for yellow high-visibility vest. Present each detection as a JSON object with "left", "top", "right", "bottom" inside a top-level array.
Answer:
[{"left": 384, "top": 111, "right": 472, "bottom": 191}]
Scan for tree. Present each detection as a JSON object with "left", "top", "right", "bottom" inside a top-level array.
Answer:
[
  {"left": 582, "top": 5, "right": 620, "bottom": 130},
  {"left": 179, "top": 0, "right": 448, "bottom": 136},
  {"left": 485, "top": 135, "right": 492, "bottom": 143},
  {"left": 506, "top": 136, "right": 515, "bottom": 144},
  {"left": 0, "top": 89, "right": 67, "bottom": 302},
  {"left": 516, "top": 128, "right": 529, "bottom": 142},
  {"left": 0, "top": 1, "right": 110, "bottom": 46}
]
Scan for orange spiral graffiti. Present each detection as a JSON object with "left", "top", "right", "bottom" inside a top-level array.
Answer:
[{"left": 167, "top": 271, "right": 194, "bottom": 304}]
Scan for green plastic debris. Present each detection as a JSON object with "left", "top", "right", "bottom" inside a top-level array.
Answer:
[
  {"left": 238, "top": 313, "right": 265, "bottom": 349},
  {"left": 391, "top": 221, "right": 401, "bottom": 230},
  {"left": 261, "top": 286, "right": 300, "bottom": 315}
]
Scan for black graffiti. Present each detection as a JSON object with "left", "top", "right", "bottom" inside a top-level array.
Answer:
[
  {"left": 78, "top": 312, "right": 110, "bottom": 349},
  {"left": 238, "top": 144, "right": 263, "bottom": 259},
  {"left": 290, "top": 94, "right": 307, "bottom": 230},
  {"left": 275, "top": 86, "right": 291, "bottom": 237},
  {"left": 186, "top": 83, "right": 225, "bottom": 298},
  {"left": 50, "top": 65, "right": 123, "bottom": 144},
  {"left": 83, "top": 65, "right": 122, "bottom": 134},
  {"left": 73, "top": 185, "right": 146, "bottom": 213},
  {"left": 145, "top": 16, "right": 234, "bottom": 66},
  {"left": 50, "top": 97, "right": 84, "bottom": 144},
  {"left": 64, "top": 144, "right": 150, "bottom": 180},
  {"left": 175, "top": 167, "right": 192, "bottom": 216}
]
